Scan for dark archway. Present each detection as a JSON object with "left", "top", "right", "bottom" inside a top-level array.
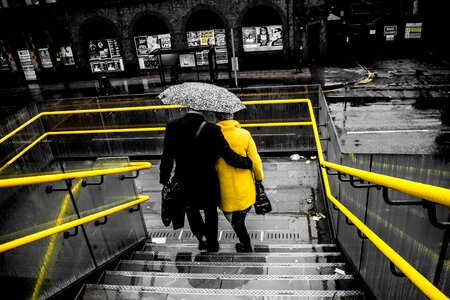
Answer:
[
  {"left": 79, "top": 18, "right": 118, "bottom": 43},
  {"left": 242, "top": 5, "right": 282, "bottom": 27},
  {"left": 185, "top": 9, "right": 225, "bottom": 31},
  {"left": 240, "top": 5, "right": 286, "bottom": 69},
  {"left": 132, "top": 15, "right": 170, "bottom": 36}
]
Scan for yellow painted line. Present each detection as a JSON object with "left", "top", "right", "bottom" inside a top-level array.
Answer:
[
  {"left": 31, "top": 179, "right": 82, "bottom": 300},
  {"left": 0, "top": 195, "right": 149, "bottom": 253},
  {"left": 0, "top": 161, "right": 151, "bottom": 188}
]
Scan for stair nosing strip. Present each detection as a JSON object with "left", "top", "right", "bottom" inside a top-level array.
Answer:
[
  {"left": 144, "top": 243, "right": 337, "bottom": 248},
  {"left": 104, "top": 270, "right": 355, "bottom": 280},
  {"left": 86, "top": 284, "right": 364, "bottom": 296},
  {"left": 119, "top": 260, "right": 347, "bottom": 268},
  {"left": 134, "top": 251, "right": 342, "bottom": 257}
]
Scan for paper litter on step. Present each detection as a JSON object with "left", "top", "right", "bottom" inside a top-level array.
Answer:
[{"left": 151, "top": 237, "right": 167, "bottom": 244}]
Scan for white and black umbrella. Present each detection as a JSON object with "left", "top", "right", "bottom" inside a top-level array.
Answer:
[{"left": 158, "top": 82, "right": 246, "bottom": 113}]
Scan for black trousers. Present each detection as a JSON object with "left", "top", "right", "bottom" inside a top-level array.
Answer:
[
  {"left": 185, "top": 205, "right": 219, "bottom": 251},
  {"left": 223, "top": 206, "right": 252, "bottom": 249}
]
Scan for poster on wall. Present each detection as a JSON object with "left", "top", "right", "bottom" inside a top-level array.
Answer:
[
  {"left": 0, "top": 52, "right": 9, "bottom": 71},
  {"left": 242, "top": 25, "right": 283, "bottom": 52},
  {"left": 134, "top": 34, "right": 172, "bottom": 70},
  {"left": 60, "top": 46, "right": 75, "bottom": 65},
  {"left": 38, "top": 48, "right": 53, "bottom": 68},
  {"left": 179, "top": 53, "right": 196, "bottom": 68},
  {"left": 88, "top": 39, "right": 121, "bottom": 60},
  {"left": 404, "top": 23, "right": 422, "bottom": 39},
  {"left": 90, "top": 58, "right": 124, "bottom": 73},
  {"left": 88, "top": 39, "right": 124, "bottom": 73},
  {"left": 17, "top": 49, "right": 37, "bottom": 81},
  {"left": 186, "top": 29, "right": 228, "bottom": 65}
]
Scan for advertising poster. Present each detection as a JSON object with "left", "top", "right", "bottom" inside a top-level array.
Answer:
[
  {"left": 187, "top": 31, "right": 201, "bottom": 47},
  {"left": 138, "top": 56, "right": 159, "bottom": 69},
  {"left": 134, "top": 34, "right": 172, "bottom": 70},
  {"left": 404, "top": 23, "right": 422, "bottom": 39},
  {"left": 200, "top": 30, "right": 215, "bottom": 46},
  {"left": 214, "top": 29, "right": 226, "bottom": 46},
  {"left": 38, "top": 48, "right": 53, "bottom": 68},
  {"left": 90, "top": 58, "right": 124, "bottom": 73},
  {"left": 17, "top": 49, "right": 37, "bottom": 81},
  {"left": 60, "top": 46, "right": 75, "bottom": 65},
  {"left": 88, "top": 39, "right": 123, "bottom": 73},
  {"left": 0, "top": 52, "right": 9, "bottom": 71},
  {"left": 179, "top": 53, "right": 196, "bottom": 68},
  {"left": 242, "top": 25, "right": 283, "bottom": 52},
  {"left": 88, "top": 39, "right": 121, "bottom": 60},
  {"left": 186, "top": 29, "right": 228, "bottom": 65}
]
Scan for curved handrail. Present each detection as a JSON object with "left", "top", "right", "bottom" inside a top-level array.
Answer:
[
  {"left": 0, "top": 195, "right": 149, "bottom": 253},
  {"left": 307, "top": 100, "right": 449, "bottom": 300},
  {"left": 0, "top": 161, "right": 151, "bottom": 188}
]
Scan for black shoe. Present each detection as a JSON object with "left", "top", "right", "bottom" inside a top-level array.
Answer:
[
  {"left": 207, "top": 241, "right": 220, "bottom": 253},
  {"left": 198, "top": 235, "right": 208, "bottom": 252},
  {"left": 236, "top": 243, "right": 253, "bottom": 253}
]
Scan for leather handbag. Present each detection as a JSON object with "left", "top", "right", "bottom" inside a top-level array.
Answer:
[
  {"left": 254, "top": 180, "right": 272, "bottom": 215},
  {"left": 161, "top": 177, "right": 185, "bottom": 229},
  {"left": 160, "top": 120, "right": 207, "bottom": 229}
]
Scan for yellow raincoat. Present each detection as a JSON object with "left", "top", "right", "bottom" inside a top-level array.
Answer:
[{"left": 216, "top": 120, "right": 264, "bottom": 212}]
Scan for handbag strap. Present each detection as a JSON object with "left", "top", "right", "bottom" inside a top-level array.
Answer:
[{"left": 194, "top": 121, "right": 207, "bottom": 140}]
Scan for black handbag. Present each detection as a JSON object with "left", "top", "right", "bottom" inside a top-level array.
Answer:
[
  {"left": 161, "top": 177, "right": 185, "bottom": 229},
  {"left": 254, "top": 180, "right": 272, "bottom": 215}
]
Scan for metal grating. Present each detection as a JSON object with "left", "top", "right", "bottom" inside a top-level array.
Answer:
[
  {"left": 90, "top": 284, "right": 364, "bottom": 297},
  {"left": 220, "top": 230, "right": 261, "bottom": 241},
  {"left": 264, "top": 232, "right": 303, "bottom": 240},
  {"left": 147, "top": 231, "right": 178, "bottom": 239}
]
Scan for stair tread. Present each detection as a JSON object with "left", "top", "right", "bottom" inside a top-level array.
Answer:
[
  {"left": 85, "top": 284, "right": 364, "bottom": 297},
  {"left": 104, "top": 270, "right": 355, "bottom": 280},
  {"left": 119, "top": 259, "right": 347, "bottom": 267}
]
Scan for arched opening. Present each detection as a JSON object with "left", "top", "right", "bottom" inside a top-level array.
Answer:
[
  {"left": 241, "top": 5, "right": 285, "bottom": 69},
  {"left": 79, "top": 18, "right": 124, "bottom": 74},
  {"left": 184, "top": 9, "right": 228, "bottom": 66},
  {"left": 132, "top": 15, "right": 171, "bottom": 70}
]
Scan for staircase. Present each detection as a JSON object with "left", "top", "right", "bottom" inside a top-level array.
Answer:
[
  {"left": 80, "top": 157, "right": 365, "bottom": 299},
  {"left": 81, "top": 233, "right": 364, "bottom": 299}
]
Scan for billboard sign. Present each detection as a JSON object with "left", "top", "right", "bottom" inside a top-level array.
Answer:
[
  {"left": 134, "top": 34, "right": 172, "bottom": 70},
  {"left": 186, "top": 28, "right": 228, "bottom": 65},
  {"left": 242, "top": 25, "right": 283, "bottom": 52},
  {"left": 17, "top": 49, "right": 37, "bottom": 81},
  {"left": 404, "top": 23, "right": 422, "bottom": 39}
]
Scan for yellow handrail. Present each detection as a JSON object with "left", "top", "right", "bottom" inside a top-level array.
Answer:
[
  {"left": 0, "top": 98, "right": 448, "bottom": 298},
  {"left": 321, "top": 161, "right": 450, "bottom": 207},
  {"left": 306, "top": 100, "right": 449, "bottom": 300},
  {"left": 0, "top": 161, "right": 151, "bottom": 188},
  {"left": 0, "top": 195, "right": 149, "bottom": 253}
]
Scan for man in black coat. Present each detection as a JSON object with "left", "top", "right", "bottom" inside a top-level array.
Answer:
[{"left": 160, "top": 109, "right": 253, "bottom": 252}]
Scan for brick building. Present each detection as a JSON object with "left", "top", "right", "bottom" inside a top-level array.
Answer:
[{"left": 0, "top": 0, "right": 442, "bottom": 83}]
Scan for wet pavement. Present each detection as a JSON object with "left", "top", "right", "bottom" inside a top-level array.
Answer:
[{"left": 1, "top": 56, "right": 449, "bottom": 155}]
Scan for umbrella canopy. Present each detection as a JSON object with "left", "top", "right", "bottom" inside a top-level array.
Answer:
[{"left": 158, "top": 82, "right": 246, "bottom": 113}]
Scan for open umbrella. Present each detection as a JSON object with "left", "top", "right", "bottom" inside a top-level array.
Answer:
[{"left": 158, "top": 82, "right": 246, "bottom": 113}]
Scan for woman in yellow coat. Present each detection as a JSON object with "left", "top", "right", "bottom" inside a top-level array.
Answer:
[{"left": 215, "top": 112, "right": 264, "bottom": 252}]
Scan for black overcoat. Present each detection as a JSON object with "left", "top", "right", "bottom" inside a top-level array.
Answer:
[{"left": 160, "top": 112, "right": 252, "bottom": 209}]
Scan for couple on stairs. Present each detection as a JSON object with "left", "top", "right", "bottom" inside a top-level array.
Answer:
[{"left": 159, "top": 109, "right": 264, "bottom": 253}]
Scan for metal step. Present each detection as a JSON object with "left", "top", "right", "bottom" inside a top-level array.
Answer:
[
  {"left": 144, "top": 242, "right": 338, "bottom": 253},
  {"left": 131, "top": 250, "right": 343, "bottom": 264},
  {"left": 116, "top": 259, "right": 349, "bottom": 276},
  {"left": 83, "top": 284, "right": 365, "bottom": 299},
  {"left": 101, "top": 270, "right": 357, "bottom": 291}
]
